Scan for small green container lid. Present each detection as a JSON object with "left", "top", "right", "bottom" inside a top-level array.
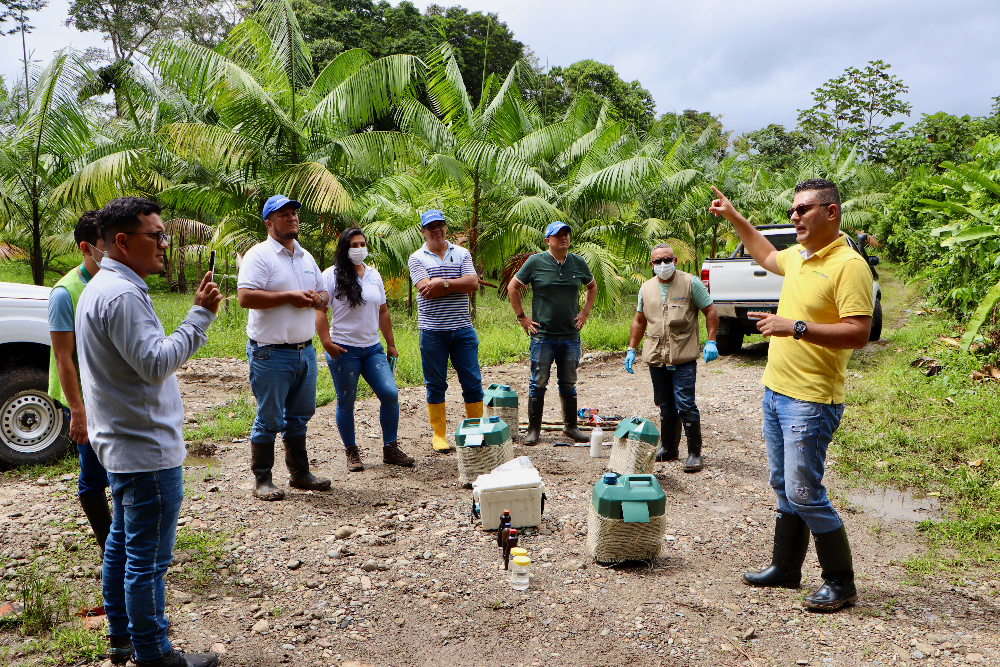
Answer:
[
  {"left": 591, "top": 473, "right": 666, "bottom": 522},
  {"left": 484, "top": 383, "right": 518, "bottom": 407},
  {"left": 613, "top": 416, "right": 660, "bottom": 446},
  {"left": 454, "top": 416, "right": 511, "bottom": 447}
]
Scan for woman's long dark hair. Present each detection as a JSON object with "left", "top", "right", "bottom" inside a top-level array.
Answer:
[{"left": 333, "top": 227, "right": 366, "bottom": 309}]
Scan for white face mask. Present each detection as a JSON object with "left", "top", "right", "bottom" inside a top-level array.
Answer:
[
  {"left": 653, "top": 261, "right": 676, "bottom": 281},
  {"left": 87, "top": 242, "right": 107, "bottom": 265},
  {"left": 348, "top": 247, "right": 369, "bottom": 265}
]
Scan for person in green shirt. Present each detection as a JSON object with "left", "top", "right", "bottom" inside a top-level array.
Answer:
[
  {"left": 508, "top": 222, "right": 597, "bottom": 445},
  {"left": 47, "top": 211, "right": 115, "bottom": 559}
]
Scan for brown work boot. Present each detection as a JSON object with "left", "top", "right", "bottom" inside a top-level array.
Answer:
[
  {"left": 383, "top": 442, "right": 415, "bottom": 467},
  {"left": 344, "top": 446, "right": 364, "bottom": 473}
]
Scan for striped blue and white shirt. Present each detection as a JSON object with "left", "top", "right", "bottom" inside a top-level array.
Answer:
[{"left": 408, "top": 242, "right": 476, "bottom": 330}]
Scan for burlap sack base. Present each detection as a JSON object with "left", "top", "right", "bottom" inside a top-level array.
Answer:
[
  {"left": 485, "top": 405, "right": 521, "bottom": 443},
  {"left": 586, "top": 505, "right": 666, "bottom": 564},
  {"left": 608, "top": 436, "right": 656, "bottom": 476},
  {"left": 457, "top": 439, "right": 515, "bottom": 487}
]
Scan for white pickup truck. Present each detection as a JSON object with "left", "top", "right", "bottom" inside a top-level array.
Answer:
[
  {"left": 700, "top": 225, "right": 883, "bottom": 355},
  {"left": 0, "top": 281, "right": 69, "bottom": 466}
]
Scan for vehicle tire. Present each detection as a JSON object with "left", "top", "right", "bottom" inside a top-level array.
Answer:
[
  {"left": 716, "top": 325, "right": 744, "bottom": 355},
  {"left": 869, "top": 299, "right": 883, "bottom": 342},
  {"left": 0, "top": 366, "right": 69, "bottom": 466}
]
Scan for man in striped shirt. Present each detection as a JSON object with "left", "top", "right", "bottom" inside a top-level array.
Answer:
[{"left": 408, "top": 210, "right": 483, "bottom": 452}]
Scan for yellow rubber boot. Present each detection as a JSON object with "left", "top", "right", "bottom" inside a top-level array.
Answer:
[
  {"left": 465, "top": 401, "right": 483, "bottom": 419},
  {"left": 427, "top": 402, "right": 450, "bottom": 452}
]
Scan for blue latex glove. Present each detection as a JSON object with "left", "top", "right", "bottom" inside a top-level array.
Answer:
[
  {"left": 624, "top": 349, "right": 636, "bottom": 374},
  {"left": 703, "top": 340, "right": 719, "bottom": 363}
]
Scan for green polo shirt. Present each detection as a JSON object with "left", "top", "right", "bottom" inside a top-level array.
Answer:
[{"left": 514, "top": 251, "right": 595, "bottom": 339}]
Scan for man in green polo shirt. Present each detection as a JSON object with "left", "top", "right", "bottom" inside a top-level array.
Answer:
[
  {"left": 47, "top": 212, "right": 115, "bottom": 560},
  {"left": 508, "top": 222, "right": 597, "bottom": 445}
]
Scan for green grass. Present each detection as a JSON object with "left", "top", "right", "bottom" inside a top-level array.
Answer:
[
  {"left": 835, "top": 263, "right": 1000, "bottom": 568},
  {"left": 172, "top": 528, "right": 230, "bottom": 591}
]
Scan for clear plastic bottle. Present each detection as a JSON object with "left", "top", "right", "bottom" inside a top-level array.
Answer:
[{"left": 509, "top": 555, "right": 530, "bottom": 591}]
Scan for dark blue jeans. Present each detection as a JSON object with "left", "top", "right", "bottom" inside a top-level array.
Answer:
[
  {"left": 648, "top": 360, "right": 700, "bottom": 424},
  {"left": 762, "top": 387, "right": 845, "bottom": 534},
  {"left": 103, "top": 466, "right": 183, "bottom": 662},
  {"left": 63, "top": 406, "right": 109, "bottom": 497},
  {"left": 325, "top": 343, "right": 399, "bottom": 449},
  {"left": 528, "top": 336, "right": 581, "bottom": 398},
  {"left": 247, "top": 340, "right": 318, "bottom": 444},
  {"left": 418, "top": 327, "right": 483, "bottom": 404}
]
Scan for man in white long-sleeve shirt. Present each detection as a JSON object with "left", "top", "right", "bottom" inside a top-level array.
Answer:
[{"left": 76, "top": 197, "right": 222, "bottom": 667}]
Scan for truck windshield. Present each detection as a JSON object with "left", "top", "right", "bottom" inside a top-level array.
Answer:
[{"left": 739, "top": 233, "right": 797, "bottom": 257}]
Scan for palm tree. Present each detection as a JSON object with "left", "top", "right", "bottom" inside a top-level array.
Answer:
[
  {"left": 395, "top": 43, "right": 583, "bottom": 288},
  {"left": 0, "top": 51, "right": 95, "bottom": 285},
  {"left": 145, "top": 0, "right": 424, "bottom": 258}
]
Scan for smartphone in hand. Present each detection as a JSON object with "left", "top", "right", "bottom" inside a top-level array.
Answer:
[
  {"left": 388, "top": 355, "right": 397, "bottom": 375},
  {"left": 208, "top": 250, "right": 216, "bottom": 277}
]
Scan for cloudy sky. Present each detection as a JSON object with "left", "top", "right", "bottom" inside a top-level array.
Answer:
[{"left": 3, "top": 0, "right": 998, "bottom": 137}]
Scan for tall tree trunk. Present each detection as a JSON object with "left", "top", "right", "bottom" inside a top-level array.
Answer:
[
  {"left": 165, "top": 235, "right": 174, "bottom": 290},
  {"left": 178, "top": 233, "right": 187, "bottom": 294},
  {"left": 31, "top": 191, "right": 42, "bottom": 286},
  {"left": 470, "top": 176, "right": 480, "bottom": 319}
]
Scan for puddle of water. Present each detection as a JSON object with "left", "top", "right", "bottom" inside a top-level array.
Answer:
[
  {"left": 847, "top": 488, "right": 940, "bottom": 521},
  {"left": 183, "top": 456, "right": 220, "bottom": 467}
]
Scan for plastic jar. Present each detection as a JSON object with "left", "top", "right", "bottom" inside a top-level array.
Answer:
[{"left": 509, "top": 555, "right": 530, "bottom": 591}]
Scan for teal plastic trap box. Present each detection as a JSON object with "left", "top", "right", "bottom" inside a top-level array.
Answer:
[
  {"left": 483, "top": 383, "right": 519, "bottom": 408},
  {"left": 454, "top": 416, "right": 511, "bottom": 448},
  {"left": 613, "top": 416, "right": 660, "bottom": 447},
  {"left": 591, "top": 473, "right": 666, "bottom": 524}
]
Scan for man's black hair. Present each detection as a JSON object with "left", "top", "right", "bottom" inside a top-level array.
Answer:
[
  {"left": 73, "top": 210, "right": 101, "bottom": 246},
  {"left": 794, "top": 178, "right": 841, "bottom": 208},
  {"left": 99, "top": 197, "right": 162, "bottom": 242}
]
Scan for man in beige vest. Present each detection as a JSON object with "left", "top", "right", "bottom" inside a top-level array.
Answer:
[{"left": 624, "top": 243, "right": 719, "bottom": 472}]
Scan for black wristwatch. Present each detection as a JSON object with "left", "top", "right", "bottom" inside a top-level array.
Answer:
[{"left": 793, "top": 320, "right": 807, "bottom": 340}]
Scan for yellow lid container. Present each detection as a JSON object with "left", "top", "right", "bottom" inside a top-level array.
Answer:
[
  {"left": 512, "top": 556, "right": 530, "bottom": 566},
  {"left": 510, "top": 548, "right": 527, "bottom": 558}
]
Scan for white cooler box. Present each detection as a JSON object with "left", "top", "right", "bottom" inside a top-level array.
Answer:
[{"left": 473, "top": 457, "right": 546, "bottom": 530}]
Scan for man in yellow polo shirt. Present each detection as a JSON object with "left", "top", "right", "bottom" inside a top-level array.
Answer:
[{"left": 709, "top": 179, "right": 873, "bottom": 612}]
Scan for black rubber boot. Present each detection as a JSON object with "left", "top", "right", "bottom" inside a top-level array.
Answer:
[
  {"left": 250, "top": 441, "right": 285, "bottom": 501},
  {"left": 135, "top": 648, "right": 218, "bottom": 667},
  {"left": 742, "top": 511, "right": 810, "bottom": 588},
  {"left": 560, "top": 395, "right": 589, "bottom": 443},
  {"left": 682, "top": 420, "right": 703, "bottom": 472},
  {"left": 655, "top": 415, "right": 681, "bottom": 462},
  {"left": 523, "top": 396, "right": 544, "bottom": 446},
  {"left": 107, "top": 634, "right": 134, "bottom": 665},
  {"left": 79, "top": 492, "right": 112, "bottom": 553},
  {"left": 804, "top": 525, "right": 858, "bottom": 611},
  {"left": 283, "top": 434, "right": 332, "bottom": 491}
]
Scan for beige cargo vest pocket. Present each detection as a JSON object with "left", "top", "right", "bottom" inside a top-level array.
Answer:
[{"left": 640, "top": 272, "right": 700, "bottom": 367}]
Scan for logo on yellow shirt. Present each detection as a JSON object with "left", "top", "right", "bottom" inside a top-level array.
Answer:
[{"left": 811, "top": 270, "right": 829, "bottom": 279}]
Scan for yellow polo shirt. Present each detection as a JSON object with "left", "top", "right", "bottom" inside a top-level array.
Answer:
[{"left": 762, "top": 234, "right": 873, "bottom": 404}]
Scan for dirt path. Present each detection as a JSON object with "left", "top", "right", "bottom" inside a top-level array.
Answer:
[{"left": 3, "top": 323, "right": 1000, "bottom": 666}]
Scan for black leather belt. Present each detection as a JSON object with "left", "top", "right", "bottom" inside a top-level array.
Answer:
[{"left": 250, "top": 339, "right": 312, "bottom": 350}]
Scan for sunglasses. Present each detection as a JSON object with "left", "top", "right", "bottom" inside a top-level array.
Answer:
[
  {"left": 423, "top": 221, "right": 446, "bottom": 231},
  {"left": 651, "top": 257, "right": 676, "bottom": 265},
  {"left": 123, "top": 231, "right": 171, "bottom": 245},
  {"left": 785, "top": 203, "right": 832, "bottom": 219}
]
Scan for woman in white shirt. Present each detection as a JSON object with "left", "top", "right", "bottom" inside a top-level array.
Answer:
[{"left": 316, "top": 228, "right": 415, "bottom": 472}]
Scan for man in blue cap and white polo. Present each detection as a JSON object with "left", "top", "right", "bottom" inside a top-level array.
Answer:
[
  {"left": 408, "top": 210, "right": 483, "bottom": 452},
  {"left": 508, "top": 221, "right": 597, "bottom": 444},
  {"left": 237, "top": 195, "right": 329, "bottom": 500}
]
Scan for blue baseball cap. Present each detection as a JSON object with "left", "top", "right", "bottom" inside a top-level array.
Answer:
[
  {"left": 544, "top": 221, "right": 571, "bottom": 238},
  {"left": 420, "top": 209, "right": 446, "bottom": 227},
  {"left": 262, "top": 195, "right": 301, "bottom": 221}
]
